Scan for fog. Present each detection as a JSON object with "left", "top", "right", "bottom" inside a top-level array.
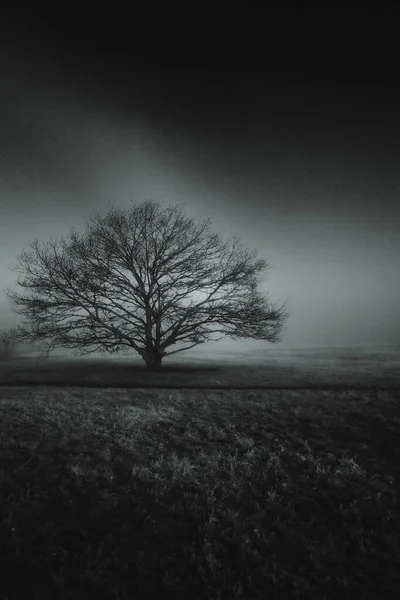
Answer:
[{"left": 1, "top": 34, "right": 399, "bottom": 358}]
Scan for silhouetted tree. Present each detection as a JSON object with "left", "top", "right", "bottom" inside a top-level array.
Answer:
[{"left": 3, "top": 199, "right": 290, "bottom": 369}]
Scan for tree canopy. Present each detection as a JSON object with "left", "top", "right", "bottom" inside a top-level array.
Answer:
[{"left": 3, "top": 199, "right": 290, "bottom": 368}]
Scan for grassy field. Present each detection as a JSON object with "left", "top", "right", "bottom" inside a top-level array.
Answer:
[
  {"left": 1, "top": 346, "right": 400, "bottom": 388},
  {"left": 1, "top": 381, "right": 400, "bottom": 599}
]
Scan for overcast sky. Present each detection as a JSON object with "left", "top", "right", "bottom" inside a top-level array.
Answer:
[{"left": 1, "top": 14, "right": 399, "bottom": 356}]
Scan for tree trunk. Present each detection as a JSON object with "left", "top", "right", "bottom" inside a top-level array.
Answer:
[
  {"left": 145, "top": 356, "right": 162, "bottom": 370},
  {"left": 143, "top": 347, "right": 164, "bottom": 370}
]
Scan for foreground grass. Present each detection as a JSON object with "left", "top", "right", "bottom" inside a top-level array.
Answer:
[{"left": 1, "top": 386, "right": 400, "bottom": 599}]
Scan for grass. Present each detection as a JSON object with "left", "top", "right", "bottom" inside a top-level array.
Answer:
[
  {"left": 1, "top": 346, "right": 400, "bottom": 388},
  {"left": 1, "top": 381, "right": 400, "bottom": 599}
]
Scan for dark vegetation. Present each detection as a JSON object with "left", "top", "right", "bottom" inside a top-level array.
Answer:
[{"left": 1, "top": 381, "right": 400, "bottom": 599}]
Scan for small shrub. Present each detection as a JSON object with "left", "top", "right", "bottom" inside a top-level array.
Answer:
[{"left": 0, "top": 336, "right": 17, "bottom": 362}]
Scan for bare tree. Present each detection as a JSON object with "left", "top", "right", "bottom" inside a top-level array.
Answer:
[{"left": 3, "top": 199, "right": 291, "bottom": 369}]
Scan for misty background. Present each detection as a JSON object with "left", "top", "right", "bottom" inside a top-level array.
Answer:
[{"left": 1, "top": 22, "right": 399, "bottom": 359}]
